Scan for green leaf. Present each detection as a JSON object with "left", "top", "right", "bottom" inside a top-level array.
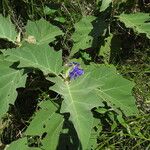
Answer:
[
  {"left": 86, "top": 64, "right": 138, "bottom": 116},
  {"left": 25, "top": 100, "right": 63, "bottom": 150},
  {"left": 4, "top": 44, "right": 62, "bottom": 75},
  {"left": 71, "top": 16, "right": 95, "bottom": 56},
  {"left": 43, "top": 6, "right": 57, "bottom": 15},
  {"left": 99, "top": 34, "right": 113, "bottom": 64},
  {"left": 25, "top": 18, "right": 63, "bottom": 45},
  {"left": 88, "top": 118, "right": 102, "bottom": 149},
  {"left": 0, "top": 15, "right": 17, "bottom": 43},
  {"left": 100, "top": 0, "right": 112, "bottom": 12},
  {"left": 0, "top": 60, "right": 27, "bottom": 119},
  {"left": 55, "top": 17, "right": 66, "bottom": 23},
  {"left": 6, "top": 137, "right": 41, "bottom": 150},
  {"left": 48, "top": 72, "right": 103, "bottom": 149},
  {"left": 48, "top": 64, "right": 138, "bottom": 149},
  {"left": 118, "top": 13, "right": 150, "bottom": 39}
]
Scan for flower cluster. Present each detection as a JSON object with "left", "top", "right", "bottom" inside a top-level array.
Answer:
[{"left": 69, "top": 62, "right": 84, "bottom": 80}]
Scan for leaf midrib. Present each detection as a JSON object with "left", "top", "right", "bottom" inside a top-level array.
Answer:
[{"left": 65, "top": 82, "right": 81, "bottom": 134}]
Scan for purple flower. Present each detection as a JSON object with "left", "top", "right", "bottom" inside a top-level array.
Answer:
[{"left": 69, "top": 62, "right": 84, "bottom": 80}]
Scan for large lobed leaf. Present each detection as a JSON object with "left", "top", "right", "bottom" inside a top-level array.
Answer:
[
  {"left": 88, "top": 65, "right": 138, "bottom": 115},
  {"left": 71, "top": 16, "right": 95, "bottom": 56},
  {"left": 49, "top": 75, "right": 102, "bottom": 149},
  {"left": 0, "top": 60, "right": 27, "bottom": 119},
  {"left": 25, "top": 18, "right": 63, "bottom": 45},
  {"left": 118, "top": 13, "right": 150, "bottom": 39},
  {"left": 0, "top": 15, "right": 17, "bottom": 43},
  {"left": 71, "top": 15, "right": 109, "bottom": 57},
  {"left": 49, "top": 64, "right": 138, "bottom": 149},
  {"left": 4, "top": 44, "right": 62, "bottom": 75},
  {"left": 25, "top": 100, "right": 63, "bottom": 150}
]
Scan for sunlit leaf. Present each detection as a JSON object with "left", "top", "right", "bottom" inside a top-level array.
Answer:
[
  {"left": 26, "top": 18, "right": 63, "bottom": 45},
  {"left": 0, "top": 15, "right": 17, "bottom": 43},
  {"left": 25, "top": 100, "right": 64, "bottom": 150},
  {"left": 4, "top": 44, "right": 62, "bottom": 75},
  {"left": 71, "top": 16, "right": 95, "bottom": 56},
  {"left": 100, "top": 0, "right": 112, "bottom": 12},
  {"left": 43, "top": 6, "right": 57, "bottom": 15},
  {"left": 118, "top": 13, "right": 150, "bottom": 39},
  {"left": 48, "top": 64, "right": 138, "bottom": 149},
  {"left": 86, "top": 64, "right": 138, "bottom": 116},
  {"left": 99, "top": 34, "right": 113, "bottom": 63},
  {"left": 6, "top": 137, "right": 40, "bottom": 150},
  {"left": 49, "top": 75, "right": 101, "bottom": 149},
  {"left": 71, "top": 15, "right": 109, "bottom": 57},
  {"left": 0, "top": 60, "right": 27, "bottom": 119}
]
